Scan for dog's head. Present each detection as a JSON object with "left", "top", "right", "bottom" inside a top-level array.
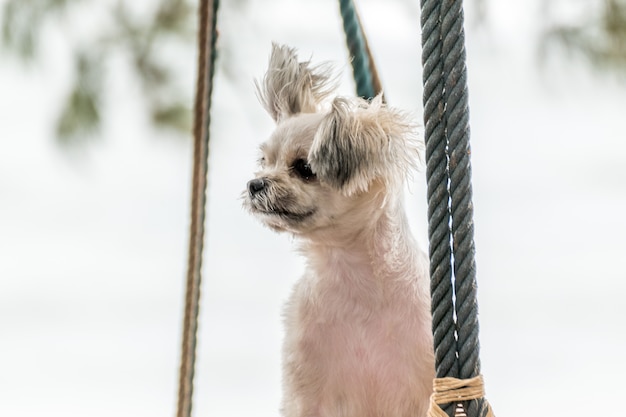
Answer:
[{"left": 244, "top": 44, "right": 421, "bottom": 237}]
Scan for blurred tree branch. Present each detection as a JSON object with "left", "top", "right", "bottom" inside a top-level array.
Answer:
[
  {"left": 542, "top": 0, "right": 626, "bottom": 72},
  {"left": 2, "top": 0, "right": 74, "bottom": 60},
  {"left": 1, "top": 0, "right": 195, "bottom": 144},
  {"left": 2, "top": 0, "right": 625, "bottom": 146},
  {"left": 56, "top": 50, "right": 102, "bottom": 143}
]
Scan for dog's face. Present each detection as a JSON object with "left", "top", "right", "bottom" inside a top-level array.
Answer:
[
  {"left": 244, "top": 44, "right": 421, "bottom": 237},
  {"left": 245, "top": 112, "right": 330, "bottom": 233}
]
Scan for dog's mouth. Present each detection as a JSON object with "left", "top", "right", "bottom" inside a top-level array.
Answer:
[
  {"left": 243, "top": 187, "right": 316, "bottom": 223},
  {"left": 255, "top": 207, "right": 316, "bottom": 221}
]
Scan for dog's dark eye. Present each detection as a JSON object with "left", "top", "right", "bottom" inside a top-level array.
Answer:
[{"left": 292, "top": 159, "right": 316, "bottom": 181}]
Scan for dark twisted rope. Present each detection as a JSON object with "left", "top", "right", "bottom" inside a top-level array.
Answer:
[
  {"left": 440, "top": 3, "right": 485, "bottom": 416},
  {"left": 338, "top": 0, "right": 382, "bottom": 100},
  {"left": 420, "top": 0, "right": 489, "bottom": 416},
  {"left": 176, "top": 1, "right": 219, "bottom": 417},
  {"left": 420, "top": 0, "right": 458, "bottom": 415}
]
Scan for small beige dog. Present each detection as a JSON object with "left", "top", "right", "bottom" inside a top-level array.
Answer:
[{"left": 244, "top": 44, "right": 435, "bottom": 417}]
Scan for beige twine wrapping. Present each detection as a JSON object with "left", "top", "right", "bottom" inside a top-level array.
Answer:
[{"left": 427, "top": 375, "right": 495, "bottom": 417}]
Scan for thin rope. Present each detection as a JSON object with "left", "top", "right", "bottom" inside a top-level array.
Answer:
[
  {"left": 176, "top": 1, "right": 219, "bottom": 417},
  {"left": 338, "top": 0, "right": 383, "bottom": 100},
  {"left": 419, "top": 0, "right": 492, "bottom": 416}
]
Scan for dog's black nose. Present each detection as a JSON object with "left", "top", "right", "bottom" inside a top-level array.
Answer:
[{"left": 248, "top": 178, "right": 267, "bottom": 196}]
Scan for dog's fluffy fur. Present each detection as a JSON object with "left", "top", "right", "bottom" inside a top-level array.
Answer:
[{"left": 244, "top": 44, "right": 435, "bottom": 417}]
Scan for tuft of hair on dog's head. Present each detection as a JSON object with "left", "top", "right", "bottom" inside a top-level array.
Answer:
[
  {"left": 255, "top": 43, "right": 338, "bottom": 122},
  {"left": 308, "top": 94, "right": 422, "bottom": 196}
]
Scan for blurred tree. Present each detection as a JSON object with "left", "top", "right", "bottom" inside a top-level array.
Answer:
[
  {"left": 1, "top": 0, "right": 195, "bottom": 144},
  {"left": 542, "top": 0, "right": 626, "bottom": 72},
  {"left": 2, "top": 0, "right": 625, "bottom": 145}
]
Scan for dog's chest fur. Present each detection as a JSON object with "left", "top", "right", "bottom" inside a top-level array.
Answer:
[{"left": 281, "top": 216, "right": 434, "bottom": 417}]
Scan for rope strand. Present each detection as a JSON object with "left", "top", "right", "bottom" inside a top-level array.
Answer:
[
  {"left": 176, "top": 1, "right": 219, "bottom": 417},
  {"left": 338, "top": 0, "right": 382, "bottom": 99}
]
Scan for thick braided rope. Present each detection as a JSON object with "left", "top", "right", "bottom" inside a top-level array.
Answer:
[
  {"left": 176, "top": 1, "right": 219, "bottom": 417},
  {"left": 420, "top": 0, "right": 458, "bottom": 414},
  {"left": 339, "top": 0, "right": 380, "bottom": 99},
  {"left": 420, "top": 0, "right": 491, "bottom": 416},
  {"left": 439, "top": 2, "right": 486, "bottom": 416}
]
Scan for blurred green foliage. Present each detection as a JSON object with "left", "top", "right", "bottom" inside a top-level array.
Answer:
[
  {"left": 1, "top": 0, "right": 625, "bottom": 145},
  {"left": 56, "top": 51, "right": 101, "bottom": 144},
  {"left": 1, "top": 0, "right": 195, "bottom": 144},
  {"left": 543, "top": 0, "right": 626, "bottom": 72}
]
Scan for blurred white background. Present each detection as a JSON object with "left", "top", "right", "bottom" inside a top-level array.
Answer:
[{"left": 1, "top": 0, "right": 625, "bottom": 416}]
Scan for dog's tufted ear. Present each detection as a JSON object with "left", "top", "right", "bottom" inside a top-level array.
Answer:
[
  {"left": 256, "top": 43, "right": 337, "bottom": 123},
  {"left": 308, "top": 95, "right": 422, "bottom": 196}
]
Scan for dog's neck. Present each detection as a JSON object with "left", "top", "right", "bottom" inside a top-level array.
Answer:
[{"left": 297, "top": 194, "right": 426, "bottom": 309}]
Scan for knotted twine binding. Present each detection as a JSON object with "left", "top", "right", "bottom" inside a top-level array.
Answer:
[{"left": 428, "top": 376, "right": 495, "bottom": 417}]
